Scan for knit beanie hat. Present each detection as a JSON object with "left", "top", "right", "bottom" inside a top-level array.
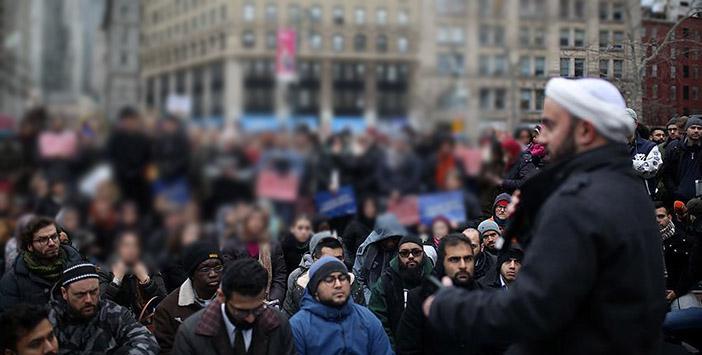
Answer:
[
  {"left": 182, "top": 241, "right": 222, "bottom": 277},
  {"left": 477, "top": 220, "right": 501, "bottom": 237},
  {"left": 666, "top": 117, "right": 678, "bottom": 127},
  {"left": 399, "top": 235, "right": 423, "bottom": 249},
  {"left": 62, "top": 263, "right": 99, "bottom": 287},
  {"left": 684, "top": 115, "right": 702, "bottom": 131},
  {"left": 307, "top": 256, "right": 348, "bottom": 294},
  {"left": 496, "top": 248, "right": 524, "bottom": 271}
]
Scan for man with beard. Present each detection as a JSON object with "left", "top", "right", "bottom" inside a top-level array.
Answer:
[
  {"left": 290, "top": 256, "right": 393, "bottom": 355},
  {"left": 663, "top": 115, "right": 702, "bottom": 202},
  {"left": 477, "top": 220, "right": 501, "bottom": 256},
  {"left": 369, "top": 235, "right": 433, "bottom": 346},
  {"left": 49, "top": 263, "right": 159, "bottom": 354},
  {"left": 396, "top": 233, "right": 483, "bottom": 355},
  {"left": 424, "top": 78, "right": 666, "bottom": 354},
  {"left": 463, "top": 228, "right": 496, "bottom": 281},
  {"left": 172, "top": 258, "right": 294, "bottom": 355},
  {"left": 650, "top": 128, "right": 666, "bottom": 145},
  {"left": 0, "top": 304, "right": 59, "bottom": 355},
  {"left": 154, "top": 242, "right": 224, "bottom": 354},
  {"left": 0, "top": 217, "right": 83, "bottom": 312}
]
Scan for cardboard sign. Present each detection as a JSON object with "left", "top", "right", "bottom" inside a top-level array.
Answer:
[
  {"left": 255, "top": 169, "right": 299, "bottom": 202},
  {"left": 387, "top": 195, "right": 420, "bottom": 226},
  {"left": 315, "top": 186, "right": 357, "bottom": 218},
  {"left": 418, "top": 191, "right": 466, "bottom": 226}
]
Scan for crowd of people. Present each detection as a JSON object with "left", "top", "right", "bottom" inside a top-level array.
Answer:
[{"left": 0, "top": 76, "right": 700, "bottom": 354}]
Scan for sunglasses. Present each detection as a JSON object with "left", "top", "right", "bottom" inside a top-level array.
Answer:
[{"left": 399, "top": 249, "right": 424, "bottom": 258}]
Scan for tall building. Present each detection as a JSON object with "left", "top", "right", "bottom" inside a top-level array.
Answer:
[
  {"left": 140, "top": 0, "right": 641, "bottom": 133},
  {"left": 641, "top": 15, "right": 702, "bottom": 124},
  {"left": 100, "top": 0, "right": 141, "bottom": 120},
  {"left": 643, "top": 0, "right": 702, "bottom": 21}
]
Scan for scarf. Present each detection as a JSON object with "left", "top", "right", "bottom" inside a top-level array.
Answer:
[
  {"left": 660, "top": 221, "right": 676, "bottom": 241},
  {"left": 258, "top": 243, "right": 273, "bottom": 298},
  {"left": 22, "top": 248, "right": 68, "bottom": 282}
]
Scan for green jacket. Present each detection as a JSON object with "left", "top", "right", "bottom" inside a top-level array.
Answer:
[{"left": 368, "top": 256, "right": 433, "bottom": 347}]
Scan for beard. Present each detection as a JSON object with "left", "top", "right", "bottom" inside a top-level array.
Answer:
[
  {"left": 399, "top": 261, "right": 423, "bottom": 286},
  {"left": 224, "top": 306, "right": 256, "bottom": 330},
  {"left": 319, "top": 294, "right": 350, "bottom": 308},
  {"left": 548, "top": 120, "right": 579, "bottom": 163},
  {"left": 451, "top": 271, "right": 474, "bottom": 289}
]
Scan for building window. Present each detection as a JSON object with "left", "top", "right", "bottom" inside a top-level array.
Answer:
[
  {"left": 612, "top": 3, "right": 624, "bottom": 21},
  {"left": 613, "top": 59, "right": 623, "bottom": 78},
  {"left": 354, "top": 34, "right": 366, "bottom": 52},
  {"left": 398, "top": 8, "right": 409, "bottom": 25},
  {"left": 333, "top": 6, "right": 344, "bottom": 25},
  {"left": 355, "top": 7, "right": 366, "bottom": 24},
  {"left": 534, "top": 28, "right": 545, "bottom": 47},
  {"left": 242, "top": 30, "right": 255, "bottom": 48},
  {"left": 479, "top": 55, "right": 490, "bottom": 76},
  {"left": 494, "top": 26, "right": 505, "bottom": 46},
  {"left": 684, "top": 65, "right": 690, "bottom": 78},
  {"left": 289, "top": 4, "right": 301, "bottom": 24},
  {"left": 535, "top": 89, "right": 545, "bottom": 110},
  {"left": 495, "top": 89, "right": 506, "bottom": 110},
  {"left": 560, "top": 28, "right": 570, "bottom": 47},
  {"left": 398, "top": 37, "right": 409, "bottom": 53},
  {"left": 560, "top": 0, "right": 569, "bottom": 19},
  {"left": 574, "top": 0, "right": 585, "bottom": 18},
  {"left": 519, "top": 27, "right": 530, "bottom": 47},
  {"left": 376, "top": 8, "right": 387, "bottom": 25},
  {"left": 494, "top": 55, "right": 507, "bottom": 76},
  {"left": 535, "top": 57, "right": 546, "bottom": 77},
  {"left": 480, "top": 26, "right": 490, "bottom": 46},
  {"left": 560, "top": 58, "right": 571, "bottom": 77},
  {"left": 520, "top": 89, "right": 532, "bottom": 110},
  {"left": 437, "top": 53, "right": 465, "bottom": 76},
  {"left": 574, "top": 58, "right": 585, "bottom": 77},
  {"left": 310, "top": 5, "right": 322, "bottom": 23},
  {"left": 600, "top": 59, "right": 609, "bottom": 78},
  {"left": 243, "top": 3, "right": 255, "bottom": 22},
  {"left": 519, "top": 56, "right": 531, "bottom": 77},
  {"left": 333, "top": 34, "right": 344, "bottom": 52},
  {"left": 308, "top": 32, "right": 322, "bottom": 50},
  {"left": 479, "top": 88, "right": 491, "bottom": 109},
  {"left": 574, "top": 29, "right": 585, "bottom": 47},
  {"left": 377, "top": 35, "right": 388, "bottom": 52},
  {"left": 652, "top": 84, "right": 658, "bottom": 99},
  {"left": 692, "top": 86, "right": 699, "bottom": 101},
  {"left": 599, "top": 1, "right": 609, "bottom": 20},
  {"left": 671, "top": 65, "right": 677, "bottom": 78},
  {"left": 599, "top": 30, "right": 609, "bottom": 49},
  {"left": 671, "top": 85, "right": 677, "bottom": 100},
  {"left": 613, "top": 31, "right": 624, "bottom": 49},
  {"left": 683, "top": 86, "right": 690, "bottom": 100},
  {"left": 651, "top": 64, "right": 658, "bottom": 77},
  {"left": 266, "top": 4, "right": 277, "bottom": 23},
  {"left": 266, "top": 31, "right": 276, "bottom": 49}
]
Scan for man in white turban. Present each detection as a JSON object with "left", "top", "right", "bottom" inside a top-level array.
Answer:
[{"left": 423, "top": 78, "right": 667, "bottom": 355}]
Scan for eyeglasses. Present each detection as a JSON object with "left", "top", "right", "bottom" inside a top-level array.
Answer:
[
  {"left": 33, "top": 233, "right": 59, "bottom": 246},
  {"left": 197, "top": 264, "right": 224, "bottom": 274},
  {"left": 495, "top": 205, "right": 508, "bottom": 212},
  {"left": 322, "top": 273, "right": 350, "bottom": 285},
  {"left": 398, "top": 249, "right": 424, "bottom": 258},
  {"left": 231, "top": 303, "right": 267, "bottom": 318}
]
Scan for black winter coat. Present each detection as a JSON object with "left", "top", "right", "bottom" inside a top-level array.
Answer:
[
  {"left": 0, "top": 245, "right": 83, "bottom": 312},
  {"left": 341, "top": 219, "right": 374, "bottom": 269},
  {"left": 281, "top": 233, "right": 309, "bottom": 280},
  {"left": 428, "top": 144, "right": 667, "bottom": 355},
  {"left": 501, "top": 151, "right": 537, "bottom": 193}
]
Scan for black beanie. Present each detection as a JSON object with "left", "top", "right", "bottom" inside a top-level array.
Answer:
[
  {"left": 399, "top": 235, "right": 423, "bottom": 249},
  {"left": 497, "top": 248, "right": 524, "bottom": 271},
  {"left": 62, "top": 263, "right": 99, "bottom": 287},
  {"left": 307, "top": 256, "right": 348, "bottom": 295},
  {"left": 182, "top": 241, "right": 222, "bottom": 277}
]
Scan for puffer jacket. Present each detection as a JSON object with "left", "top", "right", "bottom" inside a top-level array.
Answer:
[{"left": 290, "top": 292, "right": 393, "bottom": 355}]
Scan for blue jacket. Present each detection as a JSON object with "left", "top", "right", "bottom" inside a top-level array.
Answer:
[{"left": 290, "top": 292, "right": 394, "bottom": 355}]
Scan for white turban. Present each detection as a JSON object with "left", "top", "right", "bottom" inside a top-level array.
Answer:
[{"left": 545, "top": 78, "right": 634, "bottom": 143}]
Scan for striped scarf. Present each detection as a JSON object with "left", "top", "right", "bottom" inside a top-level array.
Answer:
[{"left": 660, "top": 221, "right": 676, "bottom": 241}]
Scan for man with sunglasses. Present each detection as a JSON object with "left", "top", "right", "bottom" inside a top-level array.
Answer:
[
  {"left": 0, "top": 217, "right": 82, "bottom": 312},
  {"left": 290, "top": 256, "right": 393, "bottom": 355},
  {"left": 172, "top": 258, "right": 295, "bottom": 355},
  {"left": 154, "top": 241, "right": 224, "bottom": 354},
  {"left": 369, "top": 235, "right": 433, "bottom": 347}
]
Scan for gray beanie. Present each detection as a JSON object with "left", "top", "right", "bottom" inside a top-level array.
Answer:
[
  {"left": 666, "top": 117, "right": 678, "bottom": 127},
  {"left": 685, "top": 115, "right": 702, "bottom": 130},
  {"left": 477, "top": 220, "right": 501, "bottom": 237}
]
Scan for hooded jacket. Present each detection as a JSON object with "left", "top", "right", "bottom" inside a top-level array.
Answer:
[
  {"left": 352, "top": 213, "right": 408, "bottom": 301},
  {"left": 663, "top": 138, "right": 702, "bottom": 202},
  {"left": 368, "top": 255, "right": 434, "bottom": 346},
  {"left": 283, "top": 254, "right": 365, "bottom": 317},
  {"left": 289, "top": 292, "right": 393, "bottom": 355},
  {"left": 49, "top": 296, "right": 159, "bottom": 355},
  {"left": 491, "top": 193, "right": 511, "bottom": 228}
]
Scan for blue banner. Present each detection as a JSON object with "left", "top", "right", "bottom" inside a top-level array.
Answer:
[
  {"left": 418, "top": 190, "right": 466, "bottom": 226},
  {"left": 315, "top": 186, "right": 357, "bottom": 218}
]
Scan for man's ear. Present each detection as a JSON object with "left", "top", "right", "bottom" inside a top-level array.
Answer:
[
  {"left": 216, "top": 288, "right": 224, "bottom": 303},
  {"left": 61, "top": 287, "right": 68, "bottom": 301}
]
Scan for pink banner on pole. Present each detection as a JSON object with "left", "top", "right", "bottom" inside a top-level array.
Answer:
[
  {"left": 276, "top": 29, "right": 297, "bottom": 81},
  {"left": 387, "top": 196, "right": 420, "bottom": 226},
  {"left": 255, "top": 169, "right": 300, "bottom": 202}
]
